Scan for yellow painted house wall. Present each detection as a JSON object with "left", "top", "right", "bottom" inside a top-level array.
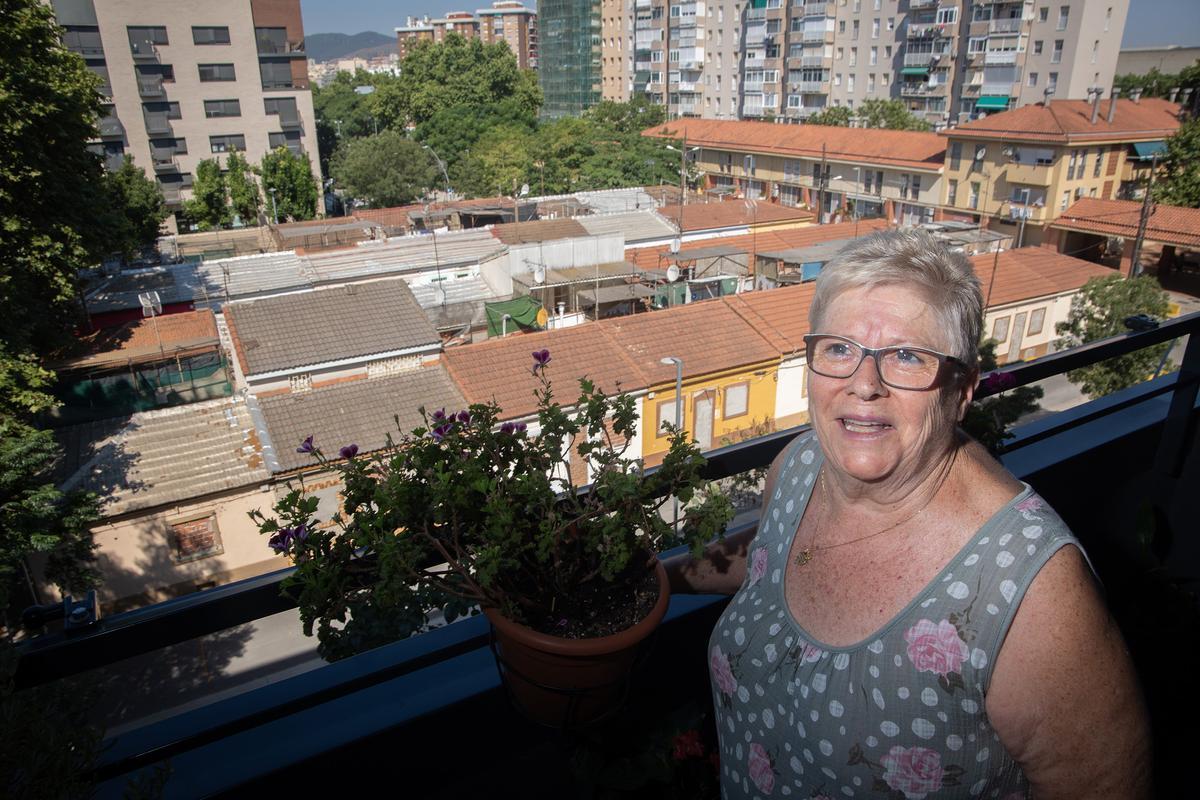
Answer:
[{"left": 640, "top": 360, "right": 780, "bottom": 467}]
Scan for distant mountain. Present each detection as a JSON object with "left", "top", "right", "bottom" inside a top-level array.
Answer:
[{"left": 306, "top": 31, "right": 395, "bottom": 63}]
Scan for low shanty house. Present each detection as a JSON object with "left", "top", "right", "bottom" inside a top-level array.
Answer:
[
  {"left": 224, "top": 277, "right": 441, "bottom": 396},
  {"left": 657, "top": 200, "right": 814, "bottom": 243},
  {"left": 52, "top": 397, "right": 276, "bottom": 612},
  {"left": 50, "top": 309, "right": 231, "bottom": 424}
]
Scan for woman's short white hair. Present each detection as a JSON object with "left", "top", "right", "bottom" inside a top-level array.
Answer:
[{"left": 808, "top": 228, "right": 983, "bottom": 368}]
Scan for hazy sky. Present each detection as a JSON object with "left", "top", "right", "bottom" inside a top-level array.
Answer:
[{"left": 300, "top": 0, "right": 1199, "bottom": 48}]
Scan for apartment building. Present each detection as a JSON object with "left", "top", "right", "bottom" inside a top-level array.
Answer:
[
  {"left": 603, "top": 0, "right": 1127, "bottom": 127},
  {"left": 53, "top": 0, "right": 320, "bottom": 220},
  {"left": 938, "top": 95, "right": 1180, "bottom": 245},
  {"left": 396, "top": 4, "right": 539, "bottom": 70},
  {"left": 539, "top": 0, "right": 604, "bottom": 117},
  {"left": 601, "top": 0, "right": 634, "bottom": 100},
  {"left": 646, "top": 118, "right": 947, "bottom": 224}
]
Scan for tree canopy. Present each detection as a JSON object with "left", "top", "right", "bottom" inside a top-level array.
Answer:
[
  {"left": 311, "top": 68, "right": 400, "bottom": 170},
  {"left": 373, "top": 34, "right": 542, "bottom": 128},
  {"left": 102, "top": 157, "right": 167, "bottom": 259},
  {"left": 184, "top": 158, "right": 230, "bottom": 231},
  {"left": 260, "top": 147, "right": 320, "bottom": 221},
  {"left": 805, "top": 100, "right": 931, "bottom": 131},
  {"left": 1054, "top": 275, "right": 1172, "bottom": 400},
  {"left": 331, "top": 130, "right": 437, "bottom": 207},
  {"left": 1153, "top": 117, "right": 1200, "bottom": 208},
  {"left": 226, "top": 150, "right": 261, "bottom": 225},
  {"left": 805, "top": 106, "right": 854, "bottom": 127}
]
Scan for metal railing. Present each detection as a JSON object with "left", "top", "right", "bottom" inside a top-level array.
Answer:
[
  {"left": 256, "top": 38, "right": 306, "bottom": 55},
  {"left": 12, "top": 312, "right": 1199, "bottom": 787},
  {"left": 984, "top": 50, "right": 1019, "bottom": 65},
  {"left": 989, "top": 18, "right": 1023, "bottom": 34},
  {"left": 802, "top": 3, "right": 829, "bottom": 16},
  {"left": 904, "top": 51, "right": 936, "bottom": 66},
  {"left": 137, "top": 76, "right": 165, "bottom": 98}
]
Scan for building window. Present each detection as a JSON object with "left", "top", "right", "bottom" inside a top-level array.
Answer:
[
  {"left": 1034, "top": 40, "right": 1043, "bottom": 55},
  {"left": 969, "top": 181, "right": 981, "bottom": 210},
  {"left": 1095, "top": 148, "right": 1104, "bottom": 178},
  {"left": 192, "top": 26, "right": 230, "bottom": 45},
  {"left": 1048, "top": 72, "right": 1058, "bottom": 92},
  {"left": 872, "top": 18, "right": 880, "bottom": 39},
  {"left": 868, "top": 73, "right": 876, "bottom": 92},
  {"left": 1039, "top": 6, "right": 1049, "bottom": 23},
  {"left": 1060, "top": 190, "right": 1070, "bottom": 211},
  {"left": 950, "top": 141, "right": 962, "bottom": 170},
  {"left": 198, "top": 63, "right": 236, "bottom": 81},
  {"left": 1105, "top": 7, "right": 1112, "bottom": 31},
  {"left": 1057, "top": 6, "right": 1069, "bottom": 30},
  {"left": 992, "top": 316, "right": 1010, "bottom": 343},
  {"left": 839, "top": 20, "right": 846, "bottom": 34},
  {"left": 210, "top": 134, "right": 246, "bottom": 153},
  {"left": 1028, "top": 72, "right": 1038, "bottom": 87},
  {"left": 852, "top": 20, "right": 859, "bottom": 39},
  {"left": 968, "top": 37, "right": 987, "bottom": 54},
  {"left": 948, "top": 178, "right": 958, "bottom": 206},
  {"left": 1051, "top": 40, "right": 1063, "bottom": 63},
  {"left": 887, "top": 18, "right": 894, "bottom": 32},
  {"left": 269, "top": 130, "right": 303, "bottom": 154},
  {"left": 171, "top": 514, "right": 224, "bottom": 562},
  {"left": 870, "top": 46, "right": 877, "bottom": 65},
  {"left": 656, "top": 398, "right": 678, "bottom": 436},
  {"left": 936, "top": 8, "right": 958, "bottom": 25},
  {"left": 127, "top": 26, "right": 168, "bottom": 50},
  {"left": 1027, "top": 308, "right": 1046, "bottom": 336},
  {"left": 260, "top": 61, "right": 295, "bottom": 89},
  {"left": 723, "top": 382, "right": 749, "bottom": 419},
  {"left": 150, "top": 137, "right": 187, "bottom": 155},
  {"left": 849, "top": 47, "right": 857, "bottom": 66},
  {"left": 847, "top": 74, "right": 855, "bottom": 92},
  {"left": 203, "top": 99, "right": 240, "bottom": 118}
]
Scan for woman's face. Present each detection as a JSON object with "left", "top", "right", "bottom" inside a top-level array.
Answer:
[{"left": 808, "top": 283, "right": 973, "bottom": 489}]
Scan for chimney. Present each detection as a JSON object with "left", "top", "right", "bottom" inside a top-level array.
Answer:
[
  {"left": 1090, "top": 86, "right": 1104, "bottom": 124},
  {"left": 1107, "top": 87, "right": 1120, "bottom": 123},
  {"left": 1183, "top": 88, "right": 1195, "bottom": 110},
  {"left": 1169, "top": 87, "right": 1180, "bottom": 103},
  {"left": 1043, "top": 86, "right": 1055, "bottom": 106},
  {"left": 1131, "top": 88, "right": 1143, "bottom": 104}
]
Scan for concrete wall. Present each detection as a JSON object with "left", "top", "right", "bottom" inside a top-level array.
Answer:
[
  {"left": 774, "top": 354, "right": 810, "bottom": 430},
  {"left": 1116, "top": 46, "right": 1200, "bottom": 77},
  {"left": 983, "top": 290, "right": 1079, "bottom": 365}
]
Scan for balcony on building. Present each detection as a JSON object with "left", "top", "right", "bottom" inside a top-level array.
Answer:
[
  {"left": 127, "top": 32, "right": 160, "bottom": 63},
  {"left": 802, "top": 26, "right": 828, "bottom": 43},
  {"left": 137, "top": 75, "right": 165, "bottom": 99},
  {"left": 801, "top": 2, "right": 829, "bottom": 16},
  {"left": 63, "top": 28, "right": 105, "bottom": 58},
  {"left": 97, "top": 108, "right": 125, "bottom": 140},
  {"left": 10, "top": 313, "right": 1199, "bottom": 798},
  {"left": 903, "top": 51, "right": 937, "bottom": 68},
  {"left": 151, "top": 154, "right": 179, "bottom": 174},
  {"left": 989, "top": 17, "right": 1023, "bottom": 35},
  {"left": 256, "top": 27, "right": 306, "bottom": 58},
  {"left": 142, "top": 110, "right": 173, "bottom": 137},
  {"left": 984, "top": 48, "right": 1020, "bottom": 65}
]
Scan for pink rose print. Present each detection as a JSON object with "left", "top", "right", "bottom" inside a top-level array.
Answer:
[
  {"left": 1015, "top": 496, "right": 1044, "bottom": 520},
  {"left": 881, "top": 746, "right": 945, "bottom": 800},
  {"left": 750, "top": 547, "right": 768, "bottom": 585},
  {"left": 748, "top": 742, "right": 775, "bottom": 795},
  {"left": 904, "top": 619, "right": 969, "bottom": 677},
  {"left": 710, "top": 645, "right": 737, "bottom": 696},
  {"left": 800, "top": 641, "right": 823, "bottom": 663}
]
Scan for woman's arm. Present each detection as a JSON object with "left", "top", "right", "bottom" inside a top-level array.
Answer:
[
  {"left": 985, "top": 546, "right": 1152, "bottom": 798},
  {"left": 664, "top": 443, "right": 790, "bottom": 595}
]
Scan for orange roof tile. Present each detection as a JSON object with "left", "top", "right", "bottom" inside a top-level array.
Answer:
[
  {"left": 643, "top": 119, "right": 946, "bottom": 172},
  {"left": 725, "top": 283, "right": 818, "bottom": 354},
  {"left": 1050, "top": 198, "right": 1200, "bottom": 248},
  {"left": 945, "top": 98, "right": 1182, "bottom": 144},
  {"left": 59, "top": 310, "right": 219, "bottom": 369},
  {"left": 625, "top": 218, "right": 892, "bottom": 271},
  {"left": 970, "top": 247, "right": 1115, "bottom": 309},
  {"left": 658, "top": 200, "right": 814, "bottom": 232}
]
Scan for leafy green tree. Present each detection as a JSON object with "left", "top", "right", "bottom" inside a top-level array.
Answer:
[
  {"left": 584, "top": 95, "right": 666, "bottom": 134},
  {"left": 805, "top": 106, "right": 854, "bottom": 127},
  {"left": 415, "top": 98, "right": 537, "bottom": 182},
  {"left": 259, "top": 147, "right": 319, "bottom": 221},
  {"left": 1113, "top": 61, "right": 1200, "bottom": 105},
  {"left": 225, "top": 150, "right": 261, "bottom": 225},
  {"left": 961, "top": 340, "right": 1044, "bottom": 453},
  {"left": 102, "top": 156, "right": 167, "bottom": 259},
  {"left": 311, "top": 68, "right": 399, "bottom": 169},
  {"left": 374, "top": 34, "right": 541, "bottom": 128},
  {"left": 331, "top": 130, "right": 436, "bottom": 207},
  {"left": 459, "top": 124, "right": 535, "bottom": 197},
  {"left": 856, "top": 98, "right": 934, "bottom": 131},
  {"left": 184, "top": 158, "right": 229, "bottom": 230},
  {"left": 1055, "top": 275, "right": 1172, "bottom": 399},
  {"left": 1153, "top": 117, "right": 1200, "bottom": 208}
]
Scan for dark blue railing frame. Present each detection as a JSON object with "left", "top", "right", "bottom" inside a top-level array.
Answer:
[{"left": 13, "top": 311, "right": 1200, "bottom": 790}]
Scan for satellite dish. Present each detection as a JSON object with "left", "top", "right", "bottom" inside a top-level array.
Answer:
[
  {"left": 666, "top": 265, "right": 680, "bottom": 283},
  {"left": 669, "top": 236, "right": 681, "bottom": 253},
  {"left": 975, "top": 146, "right": 987, "bottom": 160},
  {"left": 532, "top": 266, "right": 546, "bottom": 284}
]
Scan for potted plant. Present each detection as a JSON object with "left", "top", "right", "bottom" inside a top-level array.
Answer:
[{"left": 251, "top": 349, "right": 733, "bottom": 726}]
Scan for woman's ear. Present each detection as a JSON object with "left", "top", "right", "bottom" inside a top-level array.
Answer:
[{"left": 956, "top": 368, "right": 980, "bottom": 422}]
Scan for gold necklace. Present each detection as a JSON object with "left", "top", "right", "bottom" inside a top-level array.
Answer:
[{"left": 794, "top": 470, "right": 934, "bottom": 567}]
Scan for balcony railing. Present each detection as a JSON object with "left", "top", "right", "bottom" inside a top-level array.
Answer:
[
  {"left": 10, "top": 310, "right": 1199, "bottom": 796},
  {"left": 256, "top": 38, "right": 306, "bottom": 56},
  {"left": 262, "top": 78, "right": 310, "bottom": 90},
  {"left": 900, "top": 82, "right": 941, "bottom": 96},
  {"left": 137, "top": 76, "right": 165, "bottom": 98},
  {"left": 981, "top": 82, "right": 1016, "bottom": 94},
  {"left": 989, "top": 18, "right": 1023, "bottom": 34},
  {"left": 793, "top": 80, "right": 827, "bottom": 92},
  {"left": 129, "top": 41, "right": 159, "bottom": 61},
  {"left": 984, "top": 50, "right": 1019, "bottom": 65},
  {"left": 903, "top": 51, "right": 936, "bottom": 66},
  {"left": 802, "top": 29, "right": 828, "bottom": 42},
  {"left": 97, "top": 111, "right": 125, "bottom": 139},
  {"left": 802, "top": 2, "right": 828, "bottom": 16},
  {"left": 151, "top": 154, "right": 178, "bottom": 173},
  {"left": 143, "top": 115, "right": 173, "bottom": 136}
]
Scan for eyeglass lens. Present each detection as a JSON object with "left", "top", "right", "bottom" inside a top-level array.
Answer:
[{"left": 809, "top": 336, "right": 942, "bottom": 389}]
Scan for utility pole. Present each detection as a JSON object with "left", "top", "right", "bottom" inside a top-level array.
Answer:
[
  {"left": 816, "top": 142, "right": 828, "bottom": 223},
  {"left": 679, "top": 132, "right": 687, "bottom": 220},
  {"left": 1128, "top": 152, "right": 1159, "bottom": 278}
]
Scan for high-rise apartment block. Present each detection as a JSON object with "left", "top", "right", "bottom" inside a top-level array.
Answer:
[
  {"left": 600, "top": 0, "right": 1127, "bottom": 127},
  {"left": 538, "top": 0, "right": 603, "bottom": 117},
  {"left": 52, "top": 0, "right": 321, "bottom": 220},
  {"left": 396, "top": 4, "right": 539, "bottom": 70}
]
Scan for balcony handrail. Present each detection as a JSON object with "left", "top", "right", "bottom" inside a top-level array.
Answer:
[{"left": 14, "top": 309, "right": 1200, "bottom": 694}]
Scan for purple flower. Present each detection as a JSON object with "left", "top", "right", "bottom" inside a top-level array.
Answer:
[
  {"left": 292, "top": 524, "right": 308, "bottom": 545},
  {"left": 431, "top": 408, "right": 448, "bottom": 423},
  {"left": 268, "top": 531, "right": 290, "bottom": 554},
  {"left": 456, "top": 410, "right": 471, "bottom": 425},
  {"left": 531, "top": 349, "right": 551, "bottom": 375},
  {"left": 980, "top": 371, "right": 1018, "bottom": 394},
  {"left": 339, "top": 443, "right": 359, "bottom": 459},
  {"left": 431, "top": 423, "right": 452, "bottom": 442},
  {"left": 500, "top": 421, "right": 529, "bottom": 436},
  {"left": 296, "top": 435, "right": 315, "bottom": 454}
]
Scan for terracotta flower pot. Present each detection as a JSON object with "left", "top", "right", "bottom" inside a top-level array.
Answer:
[{"left": 484, "top": 559, "right": 670, "bottom": 728}]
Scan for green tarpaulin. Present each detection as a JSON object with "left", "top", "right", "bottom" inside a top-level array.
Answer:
[
  {"left": 975, "top": 96, "right": 1011, "bottom": 110},
  {"left": 1131, "top": 140, "right": 1167, "bottom": 160},
  {"left": 485, "top": 296, "right": 547, "bottom": 338},
  {"left": 900, "top": 67, "right": 930, "bottom": 76}
]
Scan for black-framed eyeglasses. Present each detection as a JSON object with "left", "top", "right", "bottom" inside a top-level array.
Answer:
[{"left": 803, "top": 334, "right": 968, "bottom": 391}]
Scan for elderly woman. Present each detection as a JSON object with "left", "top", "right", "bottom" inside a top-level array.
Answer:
[{"left": 669, "top": 230, "right": 1149, "bottom": 799}]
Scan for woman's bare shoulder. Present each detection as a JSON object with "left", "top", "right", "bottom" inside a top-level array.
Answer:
[{"left": 950, "top": 436, "right": 1025, "bottom": 517}]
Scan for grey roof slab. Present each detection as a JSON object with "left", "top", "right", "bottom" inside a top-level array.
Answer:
[
  {"left": 575, "top": 210, "right": 678, "bottom": 244},
  {"left": 304, "top": 229, "right": 505, "bottom": 284}
]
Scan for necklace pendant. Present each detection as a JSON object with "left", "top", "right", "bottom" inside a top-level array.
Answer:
[{"left": 795, "top": 549, "right": 813, "bottom": 567}]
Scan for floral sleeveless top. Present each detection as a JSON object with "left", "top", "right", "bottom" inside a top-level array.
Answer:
[{"left": 708, "top": 432, "right": 1081, "bottom": 800}]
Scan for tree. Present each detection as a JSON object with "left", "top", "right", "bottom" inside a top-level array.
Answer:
[
  {"left": 1113, "top": 61, "right": 1200, "bottom": 107},
  {"left": 331, "top": 131, "right": 436, "bottom": 207},
  {"left": 414, "top": 98, "right": 537, "bottom": 183},
  {"left": 856, "top": 98, "right": 934, "bottom": 131},
  {"left": 805, "top": 106, "right": 854, "bottom": 127},
  {"left": 459, "top": 124, "right": 535, "bottom": 198},
  {"left": 373, "top": 34, "right": 541, "bottom": 128},
  {"left": 225, "top": 150, "right": 261, "bottom": 224},
  {"left": 184, "top": 158, "right": 229, "bottom": 230},
  {"left": 1153, "top": 117, "right": 1200, "bottom": 208},
  {"left": 311, "top": 68, "right": 400, "bottom": 170},
  {"left": 259, "top": 147, "right": 319, "bottom": 221},
  {"left": 102, "top": 156, "right": 167, "bottom": 260},
  {"left": 1054, "top": 274, "right": 1172, "bottom": 400},
  {"left": 584, "top": 95, "right": 666, "bottom": 134}
]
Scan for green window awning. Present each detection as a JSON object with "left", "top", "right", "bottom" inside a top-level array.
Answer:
[
  {"left": 975, "top": 96, "right": 1011, "bottom": 110},
  {"left": 900, "top": 66, "right": 930, "bottom": 76},
  {"left": 1131, "top": 140, "right": 1167, "bottom": 160}
]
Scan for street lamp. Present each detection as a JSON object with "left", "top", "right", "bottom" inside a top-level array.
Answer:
[
  {"left": 1016, "top": 187, "right": 1031, "bottom": 249},
  {"left": 852, "top": 166, "right": 862, "bottom": 238},
  {"left": 660, "top": 356, "right": 684, "bottom": 531},
  {"left": 268, "top": 187, "right": 278, "bottom": 225},
  {"left": 422, "top": 144, "right": 452, "bottom": 198}
]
